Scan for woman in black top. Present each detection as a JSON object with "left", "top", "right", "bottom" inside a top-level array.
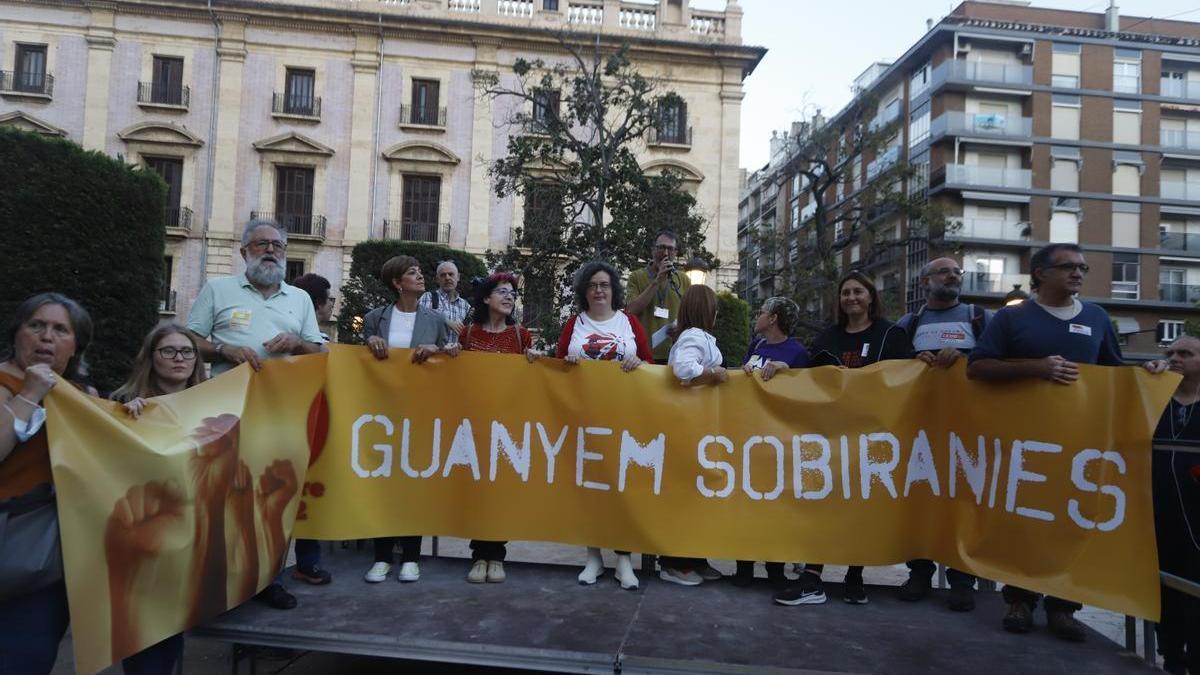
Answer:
[
  {"left": 1153, "top": 334, "right": 1200, "bottom": 675},
  {"left": 774, "top": 271, "right": 912, "bottom": 608}
]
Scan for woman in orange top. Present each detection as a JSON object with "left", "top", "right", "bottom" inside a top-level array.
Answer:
[{"left": 0, "top": 292, "right": 93, "bottom": 675}]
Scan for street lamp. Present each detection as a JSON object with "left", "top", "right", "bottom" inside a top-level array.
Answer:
[
  {"left": 684, "top": 257, "right": 708, "bottom": 286},
  {"left": 1004, "top": 284, "right": 1029, "bottom": 307}
]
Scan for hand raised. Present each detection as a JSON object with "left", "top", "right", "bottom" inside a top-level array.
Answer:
[
  {"left": 257, "top": 459, "right": 299, "bottom": 520},
  {"left": 191, "top": 414, "right": 241, "bottom": 508},
  {"left": 104, "top": 479, "right": 186, "bottom": 563}
]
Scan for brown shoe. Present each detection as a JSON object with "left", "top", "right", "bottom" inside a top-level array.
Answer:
[
  {"left": 1046, "top": 610, "right": 1086, "bottom": 642},
  {"left": 1002, "top": 601, "right": 1034, "bottom": 633}
]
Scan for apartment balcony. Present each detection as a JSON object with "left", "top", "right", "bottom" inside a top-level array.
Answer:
[
  {"left": 931, "top": 111, "right": 1032, "bottom": 141},
  {"left": 159, "top": 289, "right": 177, "bottom": 314},
  {"left": 164, "top": 206, "right": 193, "bottom": 232},
  {"left": 0, "top": 71, "right": 53, "bottom": 98},
  {"left": 945, "top": 217, "right": 1031, "bottom": 244},
  {"left": 647, "top": 125, "right": 692, "bottom": 148},
  {"left": 933, "top": 59, "right": 1033, "bottom": 90},
  {"left": 861, "top": 244, "right": 901, "bottom": 271},
  {"left": 939, "top": 164, "right": 1032, "bottom": 190},
  {"left": 1160, "top": 283, "right": 1200, "bottom": 304},
  {"left": 399, "top": 104, "right": 446, "bottom": 129},
  {"left": 272, "top": 93, "right": 321, "bottom": 120},
  {"left": 1161, "top": 129, "right": 1200, "bottom": 152},
  {"left": 868, "top": 103, "right": 900, "bottom": 132},
  {"left": 866, "top": 146, "right": 900, "bottom": 180},
  {"left": 961, "top": 272, "right": 1030, "bottom": 295},
  {"left": 1161, "top": 232, "right": 1200, "bottom": 253},
  {"left": 137, "top": 82, "right": 190, "bottom": 109},
  {"left": 383, "top": 219, "right": 450, "bottom": 244},
  {"left": 1111, "top": 281, "right": 1139, "bottom": 301},
  {"left": 250, "top": 211, "right": 327, "bottom": 239},
  {"left": 1161, "top": 181, "right": 1200, "bottom": 201},
  {"left": 1161, "top": 78, "right": 1200, "bottom": 101}
]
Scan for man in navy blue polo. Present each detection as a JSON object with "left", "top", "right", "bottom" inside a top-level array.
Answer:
[{"left": 967, "top": 243, "right": 1119, "bottom": 643}]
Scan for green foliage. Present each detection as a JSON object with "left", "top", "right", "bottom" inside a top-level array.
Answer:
[
  {"left": 480, "top": 39, "right": 712, "bottom": 344},
  {"left": 336, "top": 240, "right": 486, "bottom": 344},
  {"left": 0, "top": 128, "right": 165, "bottom": 392},
  {"left": 713, "top": 292, "right": 751, "bottom": 368}
]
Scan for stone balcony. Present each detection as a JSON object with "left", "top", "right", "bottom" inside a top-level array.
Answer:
[{"left": 251, "top": 0, "right": 743, "bottom": 44}]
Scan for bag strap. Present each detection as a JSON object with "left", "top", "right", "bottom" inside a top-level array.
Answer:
[{"left": 969, "top": 303, "right": 986, "bottom": 341}]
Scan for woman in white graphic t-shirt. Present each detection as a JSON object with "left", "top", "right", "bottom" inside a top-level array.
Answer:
[{"left": 555, "top": 260, "right": 653, "bottom": 590}]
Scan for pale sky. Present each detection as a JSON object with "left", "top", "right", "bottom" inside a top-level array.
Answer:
[{"left": 710, "top": 0, "right": 1199, "bottom": 170}]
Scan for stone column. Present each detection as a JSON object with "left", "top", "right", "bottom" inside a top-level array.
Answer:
[
  {"left": 716, "top": 71, "right": 745, "bottom": 290},
  {"left": 206, "top": 19, "right": 246, "bottom": 277},
  {"left": 81, "top": 5, "right": 116, "bottom": 152},
  {"left": 344, "top": 30, "right": 381, "bottom": 245},
  {"left": 466, "top": 39, "right": 500, "bottom": 255}
]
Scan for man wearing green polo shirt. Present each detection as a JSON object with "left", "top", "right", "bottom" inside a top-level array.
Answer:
[
  {"left": 186, "top": 218, "right": 326, "bottom": 610},
  {"left": 626, "top": 229, "right": 690, "bottom": 364}
]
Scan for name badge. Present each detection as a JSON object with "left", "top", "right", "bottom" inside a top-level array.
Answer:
[
  {"left": 1068, "top": 323, "right": 1092, "bottom": 336},
  {"left": 653, "top": 306, "right": 670, "bottom": 319},
  {"left": 860, "top": 343, "right": 870, "bottom": 358},
  {"left": 230, "top": 309, "right": 253, "bottom": 330}
]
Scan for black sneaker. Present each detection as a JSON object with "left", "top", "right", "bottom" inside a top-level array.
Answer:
[
  {"left": 843, "top": 577, "right": 868, "bottom": 605},
  {"left": 254, "top": 583, "right": 297, "bottom": 610},
  {"left": 1046, "top": 610, "right": 1086, "bottom": 642},
  {"left": 948, "top": 585, "right": 976, "bottom": 612},
  {"left": 292, "top": 563, "right": 333, "bottom": 585},
  {"left": 774, "top": 573, "right": 826, "bottom": 606},
  {"left": 1002, "top": 601, "right": 1034, "bottom": 633},
  {"left": 897, "top": 572, "right": 932, "bottom": 602}
]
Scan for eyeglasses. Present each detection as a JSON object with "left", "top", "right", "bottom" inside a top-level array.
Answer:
[
  {"left": 492, "top": 288, "right": 520, "bottom": 299},
  {"left": 156, "top": 346, "right": 197, "bottom": 360},
  {"left": 928, "top": 267, "right": 964, "bottom": 277},
  {"left": 1046, "top": 262, "right": 1090, "bottom": 273},
  {"left": 247, "top": 239, "right": 287, "bottom": 252},
  {"left": 587, "top": 282, "right": 612, "bottom": 292}
]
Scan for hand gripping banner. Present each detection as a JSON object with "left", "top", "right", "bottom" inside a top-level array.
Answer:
[{"left": 44, "top": 345, "right": 1177, "bottom": 673}]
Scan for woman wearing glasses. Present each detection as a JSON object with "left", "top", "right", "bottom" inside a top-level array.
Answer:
[
  {"left": 459, "top": 272, "right": 540, "bottom": 584},
  {"left": 556, "top": 260, "right": 654, "bottom": 591}
]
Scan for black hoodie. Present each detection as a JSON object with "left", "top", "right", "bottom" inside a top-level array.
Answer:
[{"left": 809, "top": 319, "right": 913, "bottom": 368}]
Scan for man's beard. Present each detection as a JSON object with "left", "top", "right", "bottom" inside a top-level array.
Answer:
[
  {"left": 929, "top": 283, "right": 960, "bottom": 302},
  {"left": 246, "top": 254, "right": 285, "bottom": 286}
]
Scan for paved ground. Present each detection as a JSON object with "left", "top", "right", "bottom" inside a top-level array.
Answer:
[{"left": 50, "top": 538, "right": 1162, "bottom": 675}]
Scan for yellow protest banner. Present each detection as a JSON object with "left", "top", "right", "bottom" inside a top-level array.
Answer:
[{"left": 45, "top": 344, "right": 1176, "bottom": 674}]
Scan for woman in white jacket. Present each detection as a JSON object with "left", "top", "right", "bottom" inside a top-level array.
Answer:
[{"left": 659, "top": 285, "right": 728, "bottom": 585}]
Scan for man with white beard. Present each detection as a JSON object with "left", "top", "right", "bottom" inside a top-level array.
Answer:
[{"left": 186, "top": 218, "right": 326, "bottom": 610}]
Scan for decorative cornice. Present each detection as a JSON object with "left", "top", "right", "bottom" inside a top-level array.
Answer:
[
  {"left": 84, "top": 34, "right": 117, "bottom": 49},
  {"left": 118, "top": 120, "right": 205, "bottom": 146}
]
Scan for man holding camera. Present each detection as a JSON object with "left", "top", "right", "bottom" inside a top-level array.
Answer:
[{"left": 626, "top": 229, "right": 691, "bottom": 364}]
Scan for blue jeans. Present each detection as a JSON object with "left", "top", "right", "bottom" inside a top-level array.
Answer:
[
  {"left": 295, "top": 539, "right": 321, "bottom": 569},
  {"left": 0, "top": 581, "right": 69, "bottom": 675},
  {"left": 122, "top": 633, "right": 183, "bottom": 675}
]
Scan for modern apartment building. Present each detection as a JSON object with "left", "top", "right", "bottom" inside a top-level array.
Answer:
[
  {"left": 0, "top": 0, "right": 762, "bottom": 323},
  {"left": 739, "top": 0, "right": 1200, "bottom": 358}
]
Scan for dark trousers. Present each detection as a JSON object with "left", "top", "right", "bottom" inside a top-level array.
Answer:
[
  {"left": 1155, "top": 451, "right": 1200, "bottom": 673},
  {"left": 660, "top": 556, "right": 706, "bottom": 570},
  {"left": 736, "top": 561, "right": 785, "bottom": 579},
  {"left": 803, "top": 564, "right": 863, "bottom": 582},
  {"left": 906, "top": 558, "right": 977, "bottom": 589},
  {"left": 122, "top": 633, "right": 184, "bottom": 675},
  {"left": 0, "top": 581, "right": 69, "bottom": 675},
  {"left": 295, "top": 538, "right": 321, "bottom": 569},
  {"left": 470, "top": 540, "right": 507, "bottom": 562},
  {"left": 1158, "top": 583, "right": 1200, "bottom": 674},
  {"left": 1001, "top": 585, "right": 1081, "bottom": 613},
  {"left": 374, "top": 536, "right": 421, "bottom": 564}
]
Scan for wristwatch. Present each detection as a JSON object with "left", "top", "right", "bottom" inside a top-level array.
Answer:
[{"left": 214, "top": 343, "right": 225, "bottom": 359}]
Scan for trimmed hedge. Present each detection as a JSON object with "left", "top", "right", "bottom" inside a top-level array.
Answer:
[
  {"left": 337, "top": 240, "right": 487, "bottom": 344},
  {"left": 714, "top": 292, "right": 751, "bottom": 367},
  {"left": 0, "top": 128, "right": 165, "bottom": 393}
]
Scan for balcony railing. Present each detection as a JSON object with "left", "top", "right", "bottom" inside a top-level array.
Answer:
[
  {"left": 138, "top": 82, "right": 190, "bottom": 108},
  {"left": 159, "top": 290, "right": 177, "bottom": 313},
  {"left": 568, "top": 2, "right": 603, "bottom": 25},
  {"left": 272, "top": 93, "right": 321, "bottom": 118},
  {"left": 1161, "top": 129, "right": 1200, "bottom": 151},
  {"left": 961, "top": 272, "right": 1031, "bottom": 294},
  {"left": 400, "top": 104, "right": 447, "bottom": 127},
  {"left": 164, "top": 206, "right": 193, "bottom": 231},
  {"left": 0, "top": 70, "right": 53, "bottom": 96},
  {"left": 1161, "top": 232, "right": 1200, "bottom": 252},
  {"left": 648, "top": 125, "right": 692, "bottom": 146},
  {"left": 1161, "top": 78, "right": 1200, "bottom": 101},
  {"left": 383, "top": 220, "right": 450, "bottom": 244},
  {"left": 1161, "top": 283, "right": 1200, "bottom": 304},
  {"left": 943, "top": 163, "right": 1032, "bottom": 189},
  {"left": 868, "top": 103, "right": 901, "bottom": 132},
  {"left": 946, "top": 217, "right": 1031, "bottom": 242},
  {"left": 1111, "top": 280, "right": 1139, "bottom": 300},
  {"left": 932, "top": 111, "right": 1032, "bottom": 139},
  {"left": 249, "top": 211, "right": 327, "bottom": 238},
  {"left": 866, "top": 146, "right": 900, "bottom": 180},
  {"left": 1162, "top": 181, "right": 1200, "bottom": 201},
  {"left": 939, "top": 59, "right": 1033, "bottom": 87}
]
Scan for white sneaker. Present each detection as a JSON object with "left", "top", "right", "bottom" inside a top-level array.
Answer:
[
  {"left": 363, "top": 562, "right": 391, "bottom": 583},
  {"left": 659, "top": 567, "right": 702, "bottom": 586},
  {"left": 614, "top": 554, "right": 639, "bottom": 590},
  {"left": 467, "top": 560, "right": 488, "bottom": 584},
  {"left": 578, "top": 547, "right": 605, "bottom": 585},
  {"left": 398, "top": 561, "right": 420, "bottom": 582}
]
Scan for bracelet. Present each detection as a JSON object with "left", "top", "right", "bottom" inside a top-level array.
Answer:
[{"left": 14, "top": 394, "right": 42, "bottom": 409}]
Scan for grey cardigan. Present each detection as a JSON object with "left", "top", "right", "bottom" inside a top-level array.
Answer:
[{"left": 362, "top": 304, "right": 449, "bottom": 348}]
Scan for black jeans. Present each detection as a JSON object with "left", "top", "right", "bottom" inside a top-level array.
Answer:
[
  {"left": 736, "top": 561, "right": 785, "bottom": 579},
  {"left": 470, "top": 540, "right": 507, "bottom": 562},
  {"left": 906, "top": 558, "right": 977, "bottom": 589},
  {"left": 1001, "top": 585, "right": 1081, "bottom": 613},
  {"left": 373, "top": 536, "right": 421, "bottom": 564},
  {"left": 803, "top": 564, "right": 863, "bottom": 582}
]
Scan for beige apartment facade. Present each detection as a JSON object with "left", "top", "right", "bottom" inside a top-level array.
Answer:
[{"left": 0, "top": 0, "right": 762, "bottom": 323}]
